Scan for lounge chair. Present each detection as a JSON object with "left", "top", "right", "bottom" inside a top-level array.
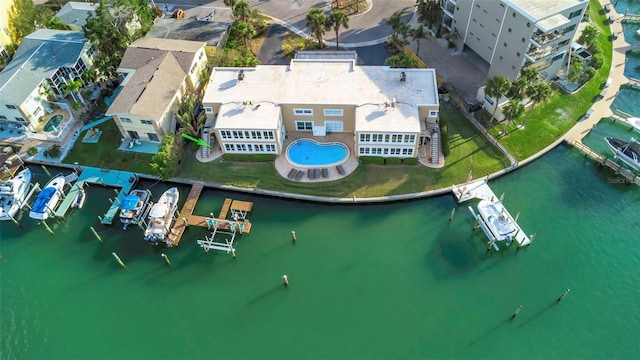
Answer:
[
  {"left": 314, "top": 169, "right": 321, "bottom": 179},
  {"left": 308, "top": 169, "right": 315, "bottom": 179},
  {"left": 336, "top": 164, "right": 346, "bottom": 176},
  {"left": 287, "top": 168, "right": 297, "bottom": 179},
  {"left": 295, "top": 170, "right": 304, "bottom": 181},
  {"left": 321, "top": 168, "right": 328, "bottom": 178}
]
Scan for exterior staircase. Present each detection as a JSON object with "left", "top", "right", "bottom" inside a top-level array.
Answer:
[
  {"left": 201, "top": 127, "right": 211, "bottom": 158},
  {"left": 426, "top": 122, "right": 440, "bottom": 164}
]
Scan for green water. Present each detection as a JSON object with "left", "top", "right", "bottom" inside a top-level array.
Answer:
[
  {"left": 1, "top": 146, "right": 639, "bottom": 359},
  {"left": 624, "top": 51, "right": 640, "bottom": 81},
  {"left": 611, "top": 85, "right": 640, "bottom": 118}
]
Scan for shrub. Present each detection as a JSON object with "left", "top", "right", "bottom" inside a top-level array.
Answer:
[
  {"left": 439, "top": 118, "right": 450, "bottom": 157},
  {"left": 583, "top": 66, "right": 597, "bottom": 81},
  {"left": 222, "top": 154, "right": 276, "bottom": 162},
  {"left": 590, "top": 53, "right": 604, "bottom": 69},
  {"left": 27, "top": 147, "right": 38, "bottom": 156},
  {"left": 386, "top": 157, "right": 401, "bottom": 165},
  {"left": 43, "top": 144, "right": 62, "bottom": 159},
  {"left": 150, "top": 133, "right": 184, "bottom": 180},
  {"left": 402, "top": 157, "right": 418, "bottom": 165},
  {"left": 360, "top": 156, "right": 385, "bottom": 165}
]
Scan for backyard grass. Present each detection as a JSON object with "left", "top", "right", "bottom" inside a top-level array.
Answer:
[
  {"left": 489, "top": 0, "right": 612, "bottom": 160},
  {"left": 63, "top": 119, "right": 155, "bottom": 174},
  {"left": 177, "top": 101, "right": 509, "bottom": 197}
]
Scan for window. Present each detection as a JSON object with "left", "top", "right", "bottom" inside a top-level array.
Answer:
[
  {"left": 140, "top": 119, "right": 153, "bottom": 125},
  {"left": 5, "top": 105, "right": 16, "bottom": 109},
  {"left": 244, "top": 131, "right": 250, "bottom": 139},
  {"left": 0, "top": 115, "right": 6, "bottom": 120},
  {"left": 360, "top": 133, "right": 371, "bottom": 142},
  {"left": 391, "top": 134, "right": 401, "bottom": 143},
  {"left": 225, "top": 144, "right": 235, "bottom": 152},
  {"left": 384, "top": 134, "right": 390, "bottom": 143},
  {"left": 473, "top": 18, "right": 477, "bottom": 23},
  {"left": 569, "top": 10, "right": 582, "bottom": 19},
  {"left": 267, "top": 144, "right": 275, "bottom": 152},
  {"left": 251, "top": 131, "right": 262, "bottom": 139},
  {"left": 15, "top": 117, "right": 25, "bottom": 122},
  {"left": 221, "top": 130, "right": 231, "bottom": 139},
  {"left": 204, "top": 107, "right": 213, "bottom": 114},
  {"left": 476, "top": 4, "right": 480, "bottom": 8},
  {"left": 552, "top": 54, "right": 564, "bottom": 61},
  {"left": 504, "top": 42, "right": 508, "bottom": 47},
  {"left": 526, "top": 22, "right": 531, "bottom": 27},
  {"left": 563, "top": 24, "right": 576, "bottom": 33},
  {"left": 323, "top": 109, "right": 343, "bottom": 116},
  {"left": 479, "top": 23, "right": 484, "bottom": 28},
  {"left": 33, "top": 107, "right": 41, "bottom": 116},
  {"left": 372, "top": 134, "right": 383, "bottom": 142},
  {"left": 404, "top": 135, "right": 415, "bottom": 143},
  {"left": 120, "top": 117, "right": 132, "bottom": 123},
  {"left": 512, "top": 12, "right": 516, "bottom": 17},
  {"left": 293, "top": 108, "right": 313, "bottom": 116},
  {"left": 429, "top": 110, "right": 438, "bottom": 117},
  {"left": 522, "top": 37, "right": 526, "bottom": 43},
  {"left": 148, "top": 133, "right": 159, "bottom": 142},
  {"left": 232, "top": 130, "right": 243, "bottom": 139},
  {"left": 508, "top": 27, "right": 512, "bottom": 33},
  {"left": 295, "top": 121, "right": 313, "bottom": 131},
  {"left": 492, "top": 32, "right": 496, "bottom": 37},
  {"left": 359, "top": 147, "right": 370, "bottom": 155},
  {"left": 558, "top": 39, "right": 570, "bottom": 46},
  {"left": 263, "top": 131, "right": 274, "bottom": 140}
]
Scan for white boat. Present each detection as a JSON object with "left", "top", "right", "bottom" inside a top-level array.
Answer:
[
  {"left": 0, "top": 168, "right": 32, "bottom": 221},
  {"left": 627, "top": 117, "right": 640, "bottom": 133},
  {"left": 71, "top": 189, "right": 86, "bottom": 209},
  {"left": 477, "top": 200, "right": 517, "bottom": 245},
  {"left": 605, "top": 137, "right": 640, "bottom": 170},
  {"left": 143, "top": 187, "right": 179, "bottom": 244},
  {"left": 119, "top": 189, "right": 151, "bottom": 230},
  {"left": 29, "top": 174, "right": 65, "bottom": 220}
]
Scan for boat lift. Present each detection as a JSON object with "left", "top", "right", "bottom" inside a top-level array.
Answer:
[{"left": 196, "top": 218, "right": 246, "bottom": 256}]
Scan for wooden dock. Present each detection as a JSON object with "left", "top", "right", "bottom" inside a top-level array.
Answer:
[
  {"left": 566, "top": 139, "right": 640, "bottom": 186},
  {"left": 1, "top": 154, "right": 24, "bottom": 181},
  {"left": 168, "top": 183, "right": 253, "bottom": 247}
]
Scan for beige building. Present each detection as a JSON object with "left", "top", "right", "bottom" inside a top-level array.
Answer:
[
  {"left": 107, "top": 38, "right": 208, "bottom": 142},
  {"left": 442, "top": 0, "right": 588, "bottom": 81},
  {"left": 202, "top": 52, "right": 440, "bottom": 160},
  {"left": 0, "top": 0, "right": 15, "bottom": 59}
]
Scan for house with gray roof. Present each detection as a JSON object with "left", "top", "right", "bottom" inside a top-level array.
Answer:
[
  {"left": 54, "top": 1, "right": 99, "bottom": 31},
  {"left": 0, "top": 29, "right": 94, "bottom": 133},
  {"left": 106, "top": 37, "right": 207, "bottom": 143}
]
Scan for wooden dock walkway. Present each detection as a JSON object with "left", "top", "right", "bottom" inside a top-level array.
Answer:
[
  {"left": 565, "top": 139, "right": 640, "bottom": 186},
  {"left": 218, "top": 198, "right": 232, "bottom": 219},
  {"left": 168, "top": 183, "right": 204, "bottom": 246}
]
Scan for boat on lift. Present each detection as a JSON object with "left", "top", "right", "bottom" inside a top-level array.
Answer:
[
  {"left": 71, "top": 189, "right": 86, "bottom": 209},
  {"left": 627, "top": 117, "right": 640, "bottom": 133},
  {"left": 29, "top": 174, "right": 65, "bottom": 220},
  {"left": 143, "top": 187, "right": 179, "bottom": 245},
  {"left": 0, "top": 168, "right": 32, "bottom": 221},
  {"left": 476, "top": 199, "right": 517, "bottom": 246},
  {"left": 604, "top": 137, "right": 640, "bottom": 170},
  {"left": 119, "top": 189, "right": 151, "bottom": 230}
]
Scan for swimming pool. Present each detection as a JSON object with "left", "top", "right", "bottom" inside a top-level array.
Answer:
[
  {"left": 286, "top": 139, "right": 349, "bottom": 167},
  {"left": 43, "top": 114, "right": 63, "bottom": 132}
]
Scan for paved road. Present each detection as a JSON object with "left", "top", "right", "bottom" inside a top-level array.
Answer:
[
  {"left": 163, "top": 0, "right": 415, "bottom": 45},
  {"left": 257, "top": 24, "right": 289, "bottom": 65}
]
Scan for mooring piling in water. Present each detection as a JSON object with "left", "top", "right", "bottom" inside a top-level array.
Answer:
[
  {"left": 557, "top": 289, "right": 570, "bottom": 303},
  {"left": 515, "top": 212, "right": 520, "bottom": 222},
  {"left": 7, "top": 213, "right": 21, "bottom": 228},
  {"left": 41, "top": 165, "right": 51, "bottom": 177},
  {"left": 41, "top": 220, "right": 54, "bottom": 236},
  {"left": 511, "top": 305, "right": 523, "bottom": 319},
  {"left": 282, "top": 275, "right": 289, "bottom": 287},
  {"left": 111, "top": 252, "right": 126, "bottom": 269},
  {"left": 449, "top": 208, "right": 456, "bottom": 222},
  {"left": 90, "top": 226, "right": 103, "bottom": 243},
  {"left": 291, "top": 230, "right": 296, "bottom": 243},
  {"left": 161, "top": 253, "right": 172, "bottom": 266}
]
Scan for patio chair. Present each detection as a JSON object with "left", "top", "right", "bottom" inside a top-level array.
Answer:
[
  {"left": 295, "top": 170, "right": 304, "bottom": 181},
  {"left": 336, "top": 164, "right": 346, "bottom": 176},
  {"left": 321, "top": 168, "right": 328, "bottom": 178},
  {"left": 287, "top": 169, "right": 297, "bottom": 179},
  {"left": 308, "top": 169, "right": 315, "bottom": 179}
]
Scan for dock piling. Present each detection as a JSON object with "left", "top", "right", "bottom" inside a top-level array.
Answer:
[
  {"left": 449, "top": 208, "right": 456, "bottom": 222},
  {"left": 90, "top": 226, "right": 103, "bottom": 243},
  {"left": 514, "top": 212, "right": 520, "bottom": 222},
  {"left": 291, "top": 230, "right": 297, "bottom": 243},
  {"left": 111, "top": 252, "right": 126, "bottom": 269},
  {"left": 182, "top": 217, "right": 188, "bottom": 227},
  {"left": 511, "top": 305, "right": 523, "bottom": 319},
  {"left": 499, "top": 193, "right": 505, "bottom": 202},
  {"left": 556, "top": 289, "right": 570, "bottom": 303},
  {"left": 282, "top": 275, "right": 289, "bottom": 287},
  {"left": 7, "top": 213, "right": 22, "bottom": 228},
  {"left": 98, "top": 215, "right": 103, "bottom": 222},
  {"left": 231, "top": 248, "right": 236, "bottom": 259},
  {"left": 41, "top": 220, "right": 54, "bottom": 236},
  {"left": 530, "top": 233, "right": 536, "bottom": 242},
  {"left": 41, "top": 165, "right": 51, "bottom": 177},
  {"left": 161, "top": 253, "right": 172, "bottom": 267}
]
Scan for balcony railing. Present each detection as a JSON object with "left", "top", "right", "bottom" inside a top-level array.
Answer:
[
  {"left": 531, "top": 31, "right": 564, "bottom": 46},
  {"left": 526, "top": 46, "right": 558, "bottom": 61}
]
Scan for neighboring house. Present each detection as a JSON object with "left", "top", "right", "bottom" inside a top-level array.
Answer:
[
  {"left": 107, "top": 37, "right": 208, "bottom": 142},
  {"left": 442, "top": 0, "right": 588, "bottom": 81},
  {"left": 0, "top": 29, "right": 94, "bottom": 131},
  {"left": 202, "top": 51, "right": 440, "bottom": 160},
  {"left": 54, "top": 1, "right": 99, "bottom": 32},
  {"left": 147, "top": 6, "right": 233, "bottom": 48},
  {"left": 0, "top": 0, "right": 15, "bottom": 60}
]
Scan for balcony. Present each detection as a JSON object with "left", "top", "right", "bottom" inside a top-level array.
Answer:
[
  {"left": 526, "top": 46, "right": 558, "bottom": 61},
  {"left": 531, "top": 31, "right": 564, "bottom": 46},
  {"left": 444, "top": 2, "right": 455, "bottom": 15}
]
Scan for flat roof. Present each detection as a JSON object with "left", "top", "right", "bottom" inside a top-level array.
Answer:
[
  {"left": 536, "top": 14, "right": 570, "bottom": 33},
  {"left": 506, "top": 0, "right": 586, "bottom": 21},
  {"left": 216, "top": 102, "right": 281, "bottom": 130},
  {"left": 204, "top": 59, "right": 438, "bottom": 108},
  {"left": 355, "top": 103, "right": 421, "bottom": 133}
]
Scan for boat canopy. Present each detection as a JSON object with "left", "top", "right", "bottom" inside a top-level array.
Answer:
[
  {"left": 119, "top": 194, "right": 140, "bottom": 211},
  {"left": 32, "top": 187, "right": 56, "bottom": 213}
]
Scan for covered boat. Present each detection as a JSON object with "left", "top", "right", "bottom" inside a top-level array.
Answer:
[
  {"left": 477, "top": 200, "right": 517, "bottom": 244},
  {"left": 605, "top": 137, "right": 640, "bottom": 170},
  {"left": 143, "top": 187, "right": 179, "bottom": 244},
  {"left": 119, "top": 189, "right": 151, "bottom": 230},
  {"left": 0, "top": 168, "right": 32, "bottom": 221},
  {"left": 29, "top": 174, "right": 65, "bottom": 220}
]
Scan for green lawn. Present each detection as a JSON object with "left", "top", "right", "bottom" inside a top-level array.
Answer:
[
  {"left": 63, "top": 119, "right": 155, "bottom": 174},
  {"left": 177, "top": 101, "right": 509, "bottom": 197},
  {"left": 490, "top": 0, "right": 612, "bottom": 160}
]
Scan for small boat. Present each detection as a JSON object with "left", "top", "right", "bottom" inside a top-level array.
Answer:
[
  {"left": 627, "top": 117, "right": 640, "bottom": 133},
  {"left": 143, "top": 187, "right": 179, "bottom": 245},
  {"left": 29, "top": 174, "right": 65, "bottom": 220},
  {"left": 71, "top": 189, "right": 86, "bottom": 209},
  {"left": 0, "top": 168, "right": 32, "bottom": 221},
  {"left": 605, "top": 137, "right": 640, "bottom": 170},
  {"left": 119, "top": 189, "right": 151, "bottom": 230},
  {"left": 477, "top": 200, "right": 517, "bottom": 245}
]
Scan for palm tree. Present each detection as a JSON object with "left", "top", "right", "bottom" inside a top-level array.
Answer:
[
  {"left": 519, "top": 67, "right": 539, "bottom": 84},
  {"left": 232, "top": 0, "right": 252, "bottom": 22},
  {"left": 502, "top": 99, "right": 525, "bottom": 132},
  {"left": 328, "top": 10, "right": 349, "bottom": 50},
  {"left": 306, "top": 8, "right": 329, "bottom": 49},
  {"left": 386, "top": 10, "right": 404, "bottom": 44},
  {"left": 223, "top": 0, "right": 237, "bottom": 7},
  {"left": 410, "top": 24, "right": 428, "bottom": 55},
  {"left": 235, "top": 21, "right": 256, "bottom": 48},
  {"left": 398, "top": 23, "right": 411, "bottom": 46},
  {"left": 61, "top": 78, "right": 87, "bottom": 109},
  {"left": 484, "top": 75, "right": 511, "bottom": 122},
  {"left": 522, "top": 82, "right": 552, "bottom": 126}
]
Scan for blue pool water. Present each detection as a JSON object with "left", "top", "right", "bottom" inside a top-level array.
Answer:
[
  {"left": 287, "top": 139, "right": 348, "bottom": 167},
  {"left": 43, "top": 114, "right": 63, "bottom": 132}
]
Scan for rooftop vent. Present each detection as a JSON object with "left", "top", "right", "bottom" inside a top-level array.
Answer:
[{"left": 237, "top": 70, "right": 244, "bottom": 81}]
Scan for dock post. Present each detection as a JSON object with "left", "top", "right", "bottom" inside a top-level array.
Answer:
[
  {"left": 7, "top": 213, "right": 22, "bottom": 229},
  {"left": 514, "top": 212, "right": 520, "bottom": 222},
  {"left": 499, "top": 193, "right": 504, "bottom": 202},
  {"left": 161, "top": 253, "right": 172, "bottom": 267},
  {"left": 231, "top": 248, "right": 236, "bottom": 259},
  {"left": 108, "top": 198, "right": 113, "bottom": 204},
  {"left": 282, "top": 275, "right": 289, "bottom": 287},
  {"left": 182, "top": 217, "right": 188, "bottom": 227},
  {"left": 137, "top": 222, "right": 145, "bottom": 231},
  {"left": 511, "top": 305, "right": 523, "bottom": 319},
  {"left": 291, "top": 230, "right": 297, "bottom": 243},
  {"left": 529, "top": 233, "right": 536, "bottom": 242},
  {"left": 41, "top": 165, "right": 51, "bottom": 177},
  {"left": 41, "top": 220, "right": 54, "bottom": 236},
  {"left": 448, "top": 208, "right": 456, "bottom": 222},
  {"left": 556, "top": 289, "right": 570, "bottom": 303},
  {"left": 90, "top": 226, "right": 103, "bottom": 243},
  {"left": 111, "top": 252, "right": 126, "bottom": 269},
  {"left": 98, "top": 215, "right": 103, "bottom": 222}
]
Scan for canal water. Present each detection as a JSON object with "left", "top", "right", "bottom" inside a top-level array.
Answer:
[{"left": 1, "top": 145, "right": 639, "bottom": 359}]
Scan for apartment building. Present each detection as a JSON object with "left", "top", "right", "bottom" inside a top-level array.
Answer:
[
  {"left": 442, "top": 0, "right": 589, "bottom": 80},
  {"left": 202, "top": 52, "right": 440, "bottom": 159}
]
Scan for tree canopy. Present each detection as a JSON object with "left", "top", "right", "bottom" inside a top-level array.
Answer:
[
  {"left": 328, "top": 10, "right": 349, "bottom": 49},
  {"left": 485, "top": 75, "right": 511, "bottom": 122},
  {"left": 8, "top": 0, "right": 55, "bottom": 46},
  {"left": 150, "top": 133, "right": 184, "bottom": 180},
  {"left": 306, "top": 9, "right": 330, "bottom": 48}
]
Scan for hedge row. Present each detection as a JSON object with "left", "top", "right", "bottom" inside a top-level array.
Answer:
[{"left": 223, "top": 154, "right": 277, "bottom": 162}]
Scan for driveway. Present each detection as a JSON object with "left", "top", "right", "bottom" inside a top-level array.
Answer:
[{"left": 257, "top": 24, "right": 289, "bottom": 65}]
